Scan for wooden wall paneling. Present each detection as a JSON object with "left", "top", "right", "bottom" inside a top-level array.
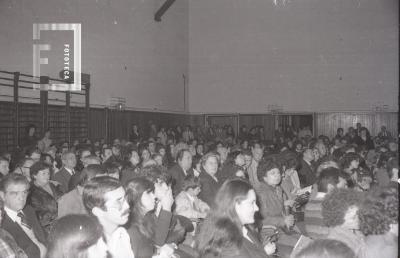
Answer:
[
  {"left": 70, "top": 106, "right": 88, "bottom": 143},
  {"left": 18, "top": 103, "right": 42, "bottom": 140},
  {"left": 48, "top": 105, "right": 68, "bottom": 145},
  {"left": 239, "top": 114, "right": 274, "bottom": 139},
  {"left": 262, "top": 114, "right": 275, "bottom": 140},
  {"left": 373, "top": 112, "right": 398, "bottom": 137},
  {"left": 88, "top": 108, "right": 106, "bottom": 141},
  {"left": 0, "top": 102, "right": 15, "bottom": 151},
  {"left": 315, "top": 112, "right": 398, "bottom": 139},
  {"left": 206, "top": 115, "right": 238, "bottom": 134}
]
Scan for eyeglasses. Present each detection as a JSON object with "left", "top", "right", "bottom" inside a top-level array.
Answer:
[{"left": 6, "top": 190, "right": 29, "bottom": 197}]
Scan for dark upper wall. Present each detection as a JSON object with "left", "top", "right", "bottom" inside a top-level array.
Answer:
[
  {"left": 0, "top": 0, "right": 188, "bottom": 112},
  {"left": 188, "top": 0, "right": 398, "bottom": 113}
]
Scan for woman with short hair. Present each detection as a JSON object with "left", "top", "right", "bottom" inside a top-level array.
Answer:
[
  {"left": 198, "top": 153, "right": 222, "bottom": 207},
  {"left": 321, "top": 188, "right": 366, "bottom": 257},
  {"left": 358, "top": 187, "right": 398, "bottom": 258},
  {"left": 28, "top": 161, "right": 63, "bottom": 234}
]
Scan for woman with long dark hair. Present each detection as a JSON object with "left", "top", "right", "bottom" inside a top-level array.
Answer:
[
  {"left": 125, "top": 176, "right": 176, "bottom": 258},
  {"left": 197, "top": 179, "right": 276, "bottom": 258}
]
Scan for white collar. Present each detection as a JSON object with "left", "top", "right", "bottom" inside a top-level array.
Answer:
[
  {"left": 242, "top": 227, "right": 253, "bottom": 243},
  {"left": 304, "top": 159, "right": 312, "bottom": 166},
  {"left": 64, "top": 167, "right": 74, "bottom": 175},
  {"left": 4, "top": 206, "right": 21, "bottom": 223},
  {"left": 185, "top": 192, "right": 195, "bottom": 203}
]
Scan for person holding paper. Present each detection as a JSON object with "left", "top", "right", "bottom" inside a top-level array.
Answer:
[{"left": 255, "top": 159, "right": 300, "bottom": 257}]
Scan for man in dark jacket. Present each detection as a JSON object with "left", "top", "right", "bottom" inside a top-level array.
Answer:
[
  {"left": 0, "top": 174, "right": 47, "bottom": 258},
  {"left": 168, "top": 149, "right": 193, "bottom": 196}
]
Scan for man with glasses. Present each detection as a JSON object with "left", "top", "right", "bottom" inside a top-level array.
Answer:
[
  {"left": 0, "top": 173, "right": 47, "bottom": 258},
  {"left": 83, "top": 176, "right": 134, "bottom": 258}
]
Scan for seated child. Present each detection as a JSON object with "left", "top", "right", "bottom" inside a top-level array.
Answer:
[{"left": 175, "top": 176, "right": 210, "bottom": 220}]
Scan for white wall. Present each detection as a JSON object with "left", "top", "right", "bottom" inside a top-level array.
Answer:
[
  {"left": 0, "top": 0, "right": 188, "bottom": 112},
  {"left": 188, "top": 0, "right": 398, "bottom": 113},
  {"left": 1, "top": 0, "right": 397, "bottom": 115}
]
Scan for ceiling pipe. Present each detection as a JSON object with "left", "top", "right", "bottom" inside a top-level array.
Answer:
[{"left": 154, "top": 0, "right": 176, "bottom": 22}]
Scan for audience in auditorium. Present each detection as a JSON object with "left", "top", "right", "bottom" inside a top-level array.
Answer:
[{"left": 0, "top": 120, "right": 397, "bottom": 258}]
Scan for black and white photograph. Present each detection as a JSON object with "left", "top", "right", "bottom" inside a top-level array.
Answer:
[{"left": 0, "top": 0, "right": 398, "bottom": 257}]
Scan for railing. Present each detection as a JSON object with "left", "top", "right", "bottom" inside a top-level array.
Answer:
[{"left": 0, "top": 70, "right": 90, "bottom": 151}]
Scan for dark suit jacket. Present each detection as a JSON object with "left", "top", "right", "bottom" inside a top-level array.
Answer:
[
  {"left": 53, "top": 167, "right": 72, "bottom": 193},
  {"left": 28, "top": 183, "right": 63, "bottom": 234},
  {"left": 297, "top": 160, "right": 316, "bottom": 188},
  {"left": 168, "top": 164, "right": 193, "bottom": 196},
  {"left": 2, "top": 205, "right": 46, "bottom": 258},
  {"left": 198, "top": 171, "right": 222, "bottom": 207},
  {"left": 202, "top": 229, "right": 269, "bottom": 258},
  {"left": 126, "top": 210, "right": 172, "bottom": 258},
  {"left": 354, "top": 136, "right": 375, "bottom": 150}
]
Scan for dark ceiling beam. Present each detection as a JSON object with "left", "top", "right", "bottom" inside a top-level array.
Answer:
[{"left": 154, "top": 0, "right": 176, "bottom": 22}]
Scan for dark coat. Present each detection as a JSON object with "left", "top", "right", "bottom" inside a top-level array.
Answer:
[
  {"left": 28, "top": 183, "right": 63, "bottom": 234},
  {"left": 120, "top": 164, "right": 140, "bottom": 186},
  {"left": 201, "top": 229, "right": 269, "bottom": 258},
  {"left": 1, "top": 206, "right": 46, "bottom": 258},
  {"left": 126, "top": 210, "right": 172, "bottom": 258},
  {"left": 126, "top": 210, "right": 193, "bottom": 258},
  {"left": 297, "top": 160, "right": 316, "bottom": 188},
  {"left": 354, "top": 136, "right": 375, "bottom": 150},
  {"left": 52, "top": 167, "right": 72, "bottom": 193},
  {"left": 168, "top": 164, "right": 194, "bottom": 196},
  {"left": 255, "top": 182, "right": 286, "bottom": 228},
  {"left": 198, "top": 171, "right": 222, "bottom": 207},
  {"left": 129, "top": 131, "right": 141, "bottom": 142}
]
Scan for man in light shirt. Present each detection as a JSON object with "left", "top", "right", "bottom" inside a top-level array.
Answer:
[
  {"left": 83, "top": 176, "right": 135, "bottom": 258},
  {"left": 0, "top": 173, "right": 47, "bottom": 258}
]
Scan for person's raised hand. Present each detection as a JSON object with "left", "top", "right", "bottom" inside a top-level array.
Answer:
[{"left": 264, "top": 242, "right": 276, "bottom": 255}]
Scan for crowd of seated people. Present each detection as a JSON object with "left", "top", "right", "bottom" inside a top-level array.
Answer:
[{"left": 0, "top": 121, "right": 397, "bottom": 258}]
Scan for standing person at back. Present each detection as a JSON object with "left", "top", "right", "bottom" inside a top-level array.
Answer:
[
  {"left": 0, "top": 174, "right": 47, "bottom": 258},
  {"left": 83, "top": 176, "right": 135, "bottom": 258},
  {"left": 52, "top": 151, "right": 77, "bottom": 193}
]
